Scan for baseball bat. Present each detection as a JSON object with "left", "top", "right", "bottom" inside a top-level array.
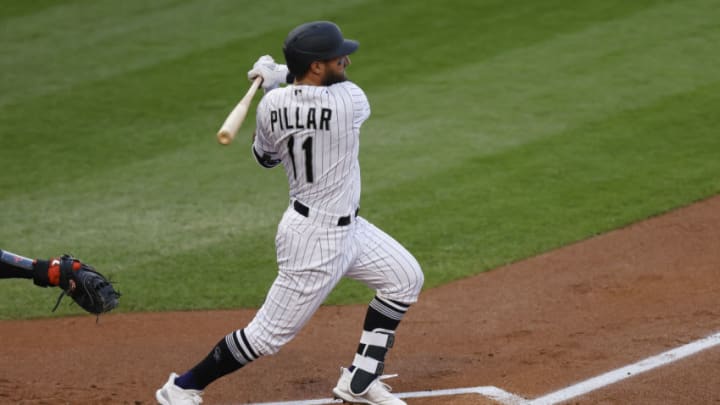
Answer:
[{"left": 216, "top": 76, "right": 263, "bottom": 145}]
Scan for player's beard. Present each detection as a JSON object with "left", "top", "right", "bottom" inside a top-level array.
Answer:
[{"left": 322, "top": 70, "right": 347, "bottom": 86}]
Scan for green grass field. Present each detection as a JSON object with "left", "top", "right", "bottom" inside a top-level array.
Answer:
[{"left": 1, "top": 0, "right": 719, "bottom": 319}]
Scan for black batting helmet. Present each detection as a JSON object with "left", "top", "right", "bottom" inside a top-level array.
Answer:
[{"left": 282, "top": 21, "right": 359, "bottom": 77}]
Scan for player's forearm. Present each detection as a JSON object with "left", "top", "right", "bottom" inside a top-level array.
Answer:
[
  {"left": 0, "top": 249, "right": 34, "bottom": 271},
  {"left": 0, "top": 248, "right": 57, "bottom": 286},
  {"left": 0, "top": 248, "right": 36, "bottom": 279}
]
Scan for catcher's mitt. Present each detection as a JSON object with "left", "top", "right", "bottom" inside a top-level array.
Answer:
[{"left": 51, "top": 254, "right": 120, "bottom": 316}]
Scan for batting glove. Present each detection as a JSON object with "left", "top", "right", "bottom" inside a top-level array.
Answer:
[{"left": 248, "top": 55, "right": 290, "bottom": 92}]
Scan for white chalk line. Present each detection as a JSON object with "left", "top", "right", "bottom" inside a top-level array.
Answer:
[
  {"left": 245, "top": 331, "right": 720, "bottom": 405},
  {"left": 245, "top": 386, "right": 525, "bottom": 405},
  {"left": 528, "top": 330, "right": 720, "bottom": 404}
]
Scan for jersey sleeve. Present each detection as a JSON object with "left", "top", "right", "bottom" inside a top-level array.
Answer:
[
  {"left": 351, "top": 84, "right": 371, "bottom": 127},
  {"left": 334, "top": 81, "right": 371, "bottom": 128},
  {"left": 252, "top": 96, "right": 281, "bottom": 168}
]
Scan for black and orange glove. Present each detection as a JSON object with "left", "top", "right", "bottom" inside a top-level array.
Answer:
[{"left": 35, "top": 255, "right": 120, "bottom": 315}]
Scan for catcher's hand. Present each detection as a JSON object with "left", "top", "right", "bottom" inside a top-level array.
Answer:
[{"left": 51, "top": 254, "right": 121, "bottom": 316}]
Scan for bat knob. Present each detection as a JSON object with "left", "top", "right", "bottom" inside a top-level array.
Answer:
[{"left": 217, "top": 131, "right": 232, "bottom": 145}]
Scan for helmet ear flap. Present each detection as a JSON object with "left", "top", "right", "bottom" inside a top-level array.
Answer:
[{"left": 282, "top": 47, "right": 309, "bottom": 78}]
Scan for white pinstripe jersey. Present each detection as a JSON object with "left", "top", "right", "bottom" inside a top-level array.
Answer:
[{"left": 252, "top": 81, "right": 371, "bottom": 216}]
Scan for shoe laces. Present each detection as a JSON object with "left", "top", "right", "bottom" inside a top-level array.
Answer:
[{"left": 375, "top": 373, "right": 399, "bottom": 393}]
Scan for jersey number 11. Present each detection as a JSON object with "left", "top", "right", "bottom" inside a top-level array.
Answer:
[{"left": 287, "top": 135, "right": 314, "bottom": 183}]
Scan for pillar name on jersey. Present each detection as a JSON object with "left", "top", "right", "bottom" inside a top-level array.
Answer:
[{"left": 270, "top": 107, "right": 332, "bottom": 132}]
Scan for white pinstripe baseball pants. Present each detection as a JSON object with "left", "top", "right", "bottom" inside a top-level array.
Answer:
[{"left": 244, "top": 204, "right": 424, "bottom": 356}]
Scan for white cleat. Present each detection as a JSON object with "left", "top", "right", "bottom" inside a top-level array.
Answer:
[
  {"left": 332, "top": 367, "right": 406, "bottom": 405},
  {"left": 156, "top": 372, "right": 204, "bottom": 405}
]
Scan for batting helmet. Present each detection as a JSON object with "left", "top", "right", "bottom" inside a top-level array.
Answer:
[{"left": 282, "top": 21, "right": 359, "bottom": 77}]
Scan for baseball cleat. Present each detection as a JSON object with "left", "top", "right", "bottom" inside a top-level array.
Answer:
[
  {"left": 332, "top": 367, "right": 406, "bottom": 405},
  {"left": 156, "top": 372, "right": 204, "bottom": 405}
]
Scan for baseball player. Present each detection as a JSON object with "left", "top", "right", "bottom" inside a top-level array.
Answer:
[
  {"left": 157, "top": 21, "right": 423, "bottom": 405},
  {"left": 0, "top": 248, "right": 120, "bottom": 315}
]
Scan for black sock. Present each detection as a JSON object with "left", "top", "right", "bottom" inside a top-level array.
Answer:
[
  {"left": 349, "top": 296, "right": 410, "bottom": 394},
  {"left": 356, "top": 296, "right": 409, "bottom": 355},
  {"left": 365, "top": 296, "right": 408, "bottom": 330},
  {"left": 175, "top": 329, "right": 259, "bottom": 390},
  {"left": 350, "top": 297, "right": 409, "bottom": 358}
]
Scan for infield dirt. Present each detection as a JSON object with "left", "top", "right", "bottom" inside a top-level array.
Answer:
[{"left": 1, "top": 196, "right": 719, "bottom": 404}]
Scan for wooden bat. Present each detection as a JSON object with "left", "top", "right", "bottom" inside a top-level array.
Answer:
[{"left": 216, "top": 76, "right": 263, "bottom": 145}]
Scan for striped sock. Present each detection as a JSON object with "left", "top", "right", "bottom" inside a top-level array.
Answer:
[
  {"left": 175, "top": 329, "right": 259, "bottom": 390},
  {"left": 351, "top": 296, "right": 410, "bottom": 367},
  {"left": 365, "top": 296, "right": 409, "bottom": 330}
]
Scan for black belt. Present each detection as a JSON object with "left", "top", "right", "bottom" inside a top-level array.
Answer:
[{"left": 293, "top": 200, "right": 358, "bottom": 226}]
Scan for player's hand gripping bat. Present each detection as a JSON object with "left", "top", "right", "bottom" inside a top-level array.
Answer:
[{"left": 216, "top": 76, "right": 263, "bottom": 145}]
